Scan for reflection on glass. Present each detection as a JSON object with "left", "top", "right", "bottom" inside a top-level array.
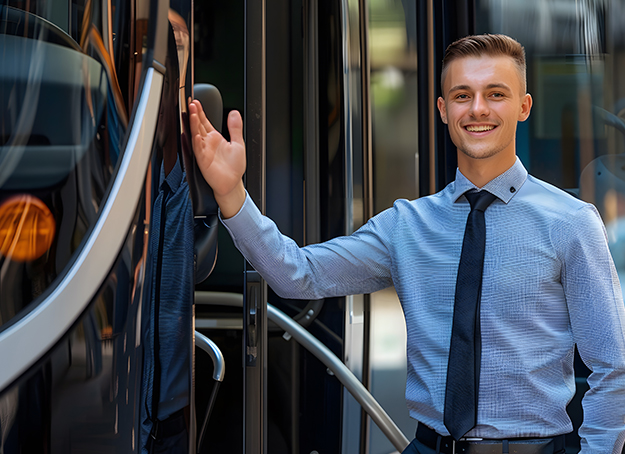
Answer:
[
  {"left": 0, "top": 1, "right": 131, "bottom": 329},
  {"left": 368, "top": 1, "right": 417, "bottom": 453},
  {"left": 369, "top": 0, "right": 418, "bottom": 215},
  {"left": 0, "top": 1, "right": 151, "bottom": 452},
  {"left": 139, "top": 14, "right": 194, "bottom": 454},
  {"left": 476, "top": 0, "right": 625, "bottom": 293}
]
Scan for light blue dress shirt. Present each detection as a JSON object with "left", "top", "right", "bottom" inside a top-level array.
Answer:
[{"left": 222, "top": 158, "right": 625, "bottom": 453}]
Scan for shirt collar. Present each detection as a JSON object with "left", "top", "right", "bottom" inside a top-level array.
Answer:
[
  {"left": 452, "top": 157, "right": 528, "bottom": 204},
  {"left": 159, "top": 155, "right": 184, "bottom": 193}
]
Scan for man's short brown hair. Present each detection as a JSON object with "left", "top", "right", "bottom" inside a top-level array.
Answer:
[{"left": 441, "top": 34, "right": 527, "bottom": 94}]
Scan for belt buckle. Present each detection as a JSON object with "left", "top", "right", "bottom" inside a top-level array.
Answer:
[{"left": 454, "top": 437, "right": 483, "bottom": 454}]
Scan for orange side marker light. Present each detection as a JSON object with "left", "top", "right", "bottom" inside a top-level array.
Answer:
[{"left": 0, "top": 195, "right": 56, "bottom": 262}]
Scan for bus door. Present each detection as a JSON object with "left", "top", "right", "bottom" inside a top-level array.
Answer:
[
  {"left": 192, "top": 2, "right": 270, "bottom": 452},
  {"left": 192, "top": 0, "right": 369, "bottom": 452}
]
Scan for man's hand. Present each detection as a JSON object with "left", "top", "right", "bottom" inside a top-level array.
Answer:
[{"left": 189, "top": 99, "right": 247, "bottom": 218}]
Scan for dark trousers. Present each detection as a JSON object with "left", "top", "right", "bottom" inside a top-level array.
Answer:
[
  {"left": 402, "top": 437, "right": 438, "bottom": 454},
  {"left": 146, "top": 409, "right": 188, "bottom": 454}
]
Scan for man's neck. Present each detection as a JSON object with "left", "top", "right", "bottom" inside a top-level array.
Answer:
[{"left": 457, "top": 152, "right": 516, "bottom": 188}]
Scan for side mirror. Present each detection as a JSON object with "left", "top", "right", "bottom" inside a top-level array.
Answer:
[{"left": 190, "top": 83, "right": 224, "bottom": 283}]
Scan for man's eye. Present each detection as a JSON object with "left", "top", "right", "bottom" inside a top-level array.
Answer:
[
  {"left": 456, "top": 94, "right": 469, "bottom": 100},
  {"left": 491, "top": 93, "right": 504, "bottom": 98}
]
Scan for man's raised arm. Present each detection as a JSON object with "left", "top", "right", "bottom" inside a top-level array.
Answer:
[{"left": 188, "top": 99, "right": 247, "bottom": 218}]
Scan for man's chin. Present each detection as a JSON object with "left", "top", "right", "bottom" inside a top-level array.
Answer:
[{"left": 458, "top": 147, "right": 503, "bottom": 160}]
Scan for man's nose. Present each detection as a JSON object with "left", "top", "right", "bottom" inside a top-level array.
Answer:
[{"left": 470, "top": 95, "right": 489, "bottom": 117}]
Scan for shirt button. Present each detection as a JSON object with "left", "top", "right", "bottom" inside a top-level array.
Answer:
[{"left": 510, "top": 186, "right": 516, "bottom": 193}]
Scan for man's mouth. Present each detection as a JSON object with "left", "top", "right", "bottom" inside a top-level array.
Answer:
[{"left": 465, "top": 125, "right": 495, "bottom": 132}]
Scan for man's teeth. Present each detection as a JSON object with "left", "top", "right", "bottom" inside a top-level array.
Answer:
[{"left": 466, "top": 125, "right": 494, "bottom": 132}]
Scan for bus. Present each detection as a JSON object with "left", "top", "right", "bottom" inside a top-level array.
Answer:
[{"left": 1, "top": 0, "right": 624, "bottom": 453}]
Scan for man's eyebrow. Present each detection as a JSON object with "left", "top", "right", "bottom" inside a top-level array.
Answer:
[
  {"left": 448, "top": 83, "right": 513, "bottom": 93},
  {"left": 485, "top": 83, "right": 512, "bottom": 91},
  {"left": 448, "top": 84, "right": 471, "bottom": 92}
]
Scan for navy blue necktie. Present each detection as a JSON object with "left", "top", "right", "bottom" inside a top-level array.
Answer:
[{"left": 444, "top": 190, "right": 497, "bottom": 441}]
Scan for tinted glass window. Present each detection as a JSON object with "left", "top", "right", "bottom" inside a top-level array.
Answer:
[
  {"left": 367, "top": 1, "right": 418, "bottom": 453},
  {"left": 370, "top": 0, "right": 419, "bottom": 214},
  {"left": 0, "top": 0, "right": 140, "bottom": 330},
  {"left": 475, "top": 0, "right": 625, "bottom": 293}
]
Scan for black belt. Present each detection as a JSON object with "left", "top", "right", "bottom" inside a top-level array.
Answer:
[{"left": 415, "top": 424, "right": 566, "bottom": 454}]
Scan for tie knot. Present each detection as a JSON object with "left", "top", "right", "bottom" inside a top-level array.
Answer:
[{"left": 464, "top": 190, "right": 497, "bottom": 212}]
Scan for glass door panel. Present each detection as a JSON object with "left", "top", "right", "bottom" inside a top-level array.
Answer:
[
  {"left": 474, "top": 1, "right": 624, "bottom": 450},
  {"left": 475, "top": 0, "right": 625, "bottom": 292},
  {"left": 367, "top": 1, "right": 418, "bottom": 453}
]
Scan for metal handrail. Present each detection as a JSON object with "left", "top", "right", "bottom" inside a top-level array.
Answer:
[
  {"left": 266, "top": 303, "right": 410, "bottom": 453},
  {"left": 195, "top": 330, "right": 225, "bottom": 382},
  {"left": 195, "top": 291, "right": 410, "bottom": 452},
  {"left": 195, "top": 330, "right": 225, "bottom": 452}
]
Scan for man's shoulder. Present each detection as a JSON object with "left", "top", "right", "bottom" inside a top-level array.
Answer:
[
  {"left": 508, "top": 175, "right": 608, "bottom": 256},
  {"left": 369, "top": 190, "right": 449, "bottom": 228},
  {"left": 388, "top": 184, "right": 451, "bottom": 208},
  {"left": 518, "top": 175, "right": 606, "bottom": 235},
  {"left": 521, "top": 174, "right": 589, "bottom": 212}
]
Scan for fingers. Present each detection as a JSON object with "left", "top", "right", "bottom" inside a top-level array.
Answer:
[
  {"left": 188, "top": 100, "right": 215, "bottom": 137},
  {"left": 194, "top": 100, "right": 215, "bottom": 134},
  {"left": 189, "top": 100, "right": 244, "bottom": 152},
  {"left": 188, "top": 101, "right": 205, "bottom": 139},
  {"left": 228, "top": 110, "right": 245, "bottom": 147},
  {"left": 192, "top": 130, "right": 205, "bottom": 159},
  {"left": 191, "top": 127, "right": 219, "bottom": 168}
]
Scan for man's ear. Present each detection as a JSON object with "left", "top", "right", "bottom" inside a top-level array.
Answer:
[
  {"left": 437, "top": 97, "right": 448, "bottom": 124},
  {"left": 518, "top": 93, "right": 533, "bottom": 122}
]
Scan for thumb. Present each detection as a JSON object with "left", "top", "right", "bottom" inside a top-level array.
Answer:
[{"left": 228, "top": 110, "right": 245, "bottom": 146}]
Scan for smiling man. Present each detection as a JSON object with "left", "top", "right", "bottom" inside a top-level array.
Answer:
[
  {"left": 189, "top": 34, "right": 625, "bottom": 454},
  {"left": 437, "top": 39, "right": 532, "bottom": 186}
]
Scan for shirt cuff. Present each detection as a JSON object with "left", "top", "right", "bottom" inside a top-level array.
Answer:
[{"left": 220, "top": 191, "right": 263, "bottom": 242}]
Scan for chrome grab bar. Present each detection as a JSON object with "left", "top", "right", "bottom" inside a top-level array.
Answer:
[
  {"left": 195, "top": 291, "right": 410, "bottom": 452},
  {"left": 195, "top": 330, "right": 225, "bottom": 452},
  {"left": 266, "top": 303, "right": 410, "bottom": 453},
  {"left": 195, "top": 330, "right": 225, "bottom": 382}
]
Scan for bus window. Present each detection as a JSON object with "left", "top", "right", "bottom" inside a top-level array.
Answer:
[
  {"left": 0, "top": 1, "right": 177, "bottom": 452},
  {"left": 0, "top": 1, "right": 135, "bottom": 330}
]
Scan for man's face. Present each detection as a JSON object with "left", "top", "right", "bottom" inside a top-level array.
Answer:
[{"left": 437, "top": 55, "right": 532, "bottom": 163}]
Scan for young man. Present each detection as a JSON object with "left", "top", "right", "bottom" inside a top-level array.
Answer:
[{"left": 189, "top": 34, "right": 625, "bottom": 453}]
